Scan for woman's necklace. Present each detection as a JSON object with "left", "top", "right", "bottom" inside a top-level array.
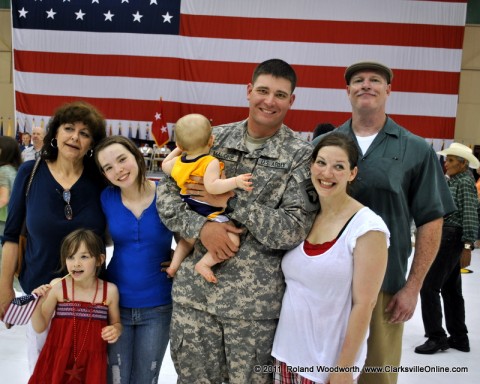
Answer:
[{"left": 65, "top": 278, "right": 99, "bottom": 382}]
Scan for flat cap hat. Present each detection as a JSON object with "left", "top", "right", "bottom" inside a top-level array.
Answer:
[{"left": 345, "top": 61, "right": 393, "bottom": 84}]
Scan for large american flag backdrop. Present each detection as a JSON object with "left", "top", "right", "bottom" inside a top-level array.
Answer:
[{"left": 11, "top": 0, "right": 467, "bottom": 141}]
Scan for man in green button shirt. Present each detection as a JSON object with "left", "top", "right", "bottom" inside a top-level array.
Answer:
[{"left": 313, "top": 61, "right": 456, "bottom": 384}]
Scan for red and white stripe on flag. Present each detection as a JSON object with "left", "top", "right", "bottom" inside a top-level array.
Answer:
[
  {"left": 3, "top": 294, "right": 39, "bottom": 326},
  {"left": 12, "top": 0, "right": 467, "bottom": 139}
]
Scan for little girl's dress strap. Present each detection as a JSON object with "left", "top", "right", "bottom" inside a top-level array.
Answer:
[
  {"left": 61, "top": 278, "right": 70, "bottom": 302},
  {"left": 102, "top": 280, "right": 108, "bottom": 305}
]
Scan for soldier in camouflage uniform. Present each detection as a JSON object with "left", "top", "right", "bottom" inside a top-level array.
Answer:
[{"left": 156, "top": 59, "right": 318, "bottom": 383}]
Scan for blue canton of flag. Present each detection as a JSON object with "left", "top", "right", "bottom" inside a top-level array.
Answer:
[
  {"left": 3, "top": 294, "right": 39, "bottom": 326},
  {"left": 13, "top": 0, "right": 180, "bottom": 35}
]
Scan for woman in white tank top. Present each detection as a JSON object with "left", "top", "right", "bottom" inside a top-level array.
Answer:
[{"left": 272, "top": 132, "right": 390, "bottom": 384}]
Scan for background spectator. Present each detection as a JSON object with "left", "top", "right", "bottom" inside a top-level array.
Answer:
[
  {"left": 312, "top": 122, "right": 335, "bottom": 140},
  {"left": 22, "top": 126, "right": 45, "bottom": 162},
  {"left": 0, "top": 136, "right": 22, "bottom": 236},
  {"left": 19, "top": 133, "right": 32, "bottom": 152},
  {"left": 415, "top": 143, "right": 478, "bottom": 355}
]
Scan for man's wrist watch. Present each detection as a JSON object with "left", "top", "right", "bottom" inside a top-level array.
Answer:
[
  {"left": 464, "top": 243, "right": 474, "bottom": 251},
  {"left": 225, "top": 195, "right": 238, "bottom": 214}
]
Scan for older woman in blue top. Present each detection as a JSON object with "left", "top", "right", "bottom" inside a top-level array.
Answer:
[
  {"left": 0, "top": 101, "right": 107, "bottom": 372},
  {"left": 95, "top": 136, "right": 173, "bottom": 384}
]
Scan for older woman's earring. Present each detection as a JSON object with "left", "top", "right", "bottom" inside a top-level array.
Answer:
[
  {"left": 50, "top": 138, "right": 58, "bottom": 148},
  {"left": 87, "top": 149, "right": 93, "bottom": 158}
]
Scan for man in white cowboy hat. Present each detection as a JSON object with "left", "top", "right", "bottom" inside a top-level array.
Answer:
[
  {"left": 415, "top": 142, "right": 479, "bottom": 355},
  {"left": 438, "top": 142, "right": 480, "bottom": 170},
  {"left": 313, "top": 60, "right": 456, "bottom": 384}
]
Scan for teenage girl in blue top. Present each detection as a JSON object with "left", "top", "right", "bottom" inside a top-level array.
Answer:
[{"left": 95, "top": 136, "right": 173, "bottom": 384}]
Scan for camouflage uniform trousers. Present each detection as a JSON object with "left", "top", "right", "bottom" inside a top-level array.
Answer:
[{"left": 170, "top": 303, "right": 278, "bottom": 384}]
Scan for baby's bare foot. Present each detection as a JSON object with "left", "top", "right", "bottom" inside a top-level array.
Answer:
[{"left": 195, "top": 263, "right": 218, "bottom": 284}]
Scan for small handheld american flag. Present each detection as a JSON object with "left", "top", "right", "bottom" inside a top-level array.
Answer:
[{"left": 3, "top": 294, "right": 39, "bottom": 326}]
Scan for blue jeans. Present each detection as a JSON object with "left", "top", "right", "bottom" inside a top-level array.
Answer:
[{"left": 107, "top": 303, "right": 172, "bottom": 384}]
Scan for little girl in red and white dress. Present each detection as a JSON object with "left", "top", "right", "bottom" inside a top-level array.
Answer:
[{"left": 29, "top": 229, "right": 122, "bottom": 384}]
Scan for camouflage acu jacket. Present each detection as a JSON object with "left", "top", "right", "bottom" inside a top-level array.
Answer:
[{"left": 156, "top": 120, "right": 318, "bottom": 319}]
